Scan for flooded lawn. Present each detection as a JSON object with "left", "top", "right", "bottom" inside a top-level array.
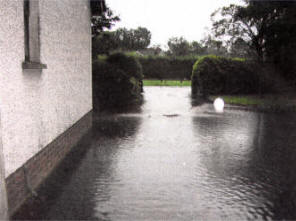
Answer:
[{"left": 14, "top": 87, "right": 296, "bottom": 220}]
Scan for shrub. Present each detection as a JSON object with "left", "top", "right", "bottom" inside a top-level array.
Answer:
[
  {"left": 136, "top": 55, "right": 199, "bottom": 80},
  {"left": 107, "top": 52, "right": 143, "bottom": 80},
  {"left": 92, "top": 53, "right": 143, "bottom": 111},
  {"left": 191, "top": 55, "right": 276, "bottom": 96}
]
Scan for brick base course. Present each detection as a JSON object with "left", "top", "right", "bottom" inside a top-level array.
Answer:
[{"left": 6, "top": 111, "right": 92, "bottom": 216}]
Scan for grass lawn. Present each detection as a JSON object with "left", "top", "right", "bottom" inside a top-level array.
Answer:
[
  {"left": 209, "top": 94, "right": 296, "bottom": 112},
  {"left": 210, "top": 95, "right": 265, "bottom": 106},
  {"left": 143, "top": 80, "right": 191, "bottom": 87}
]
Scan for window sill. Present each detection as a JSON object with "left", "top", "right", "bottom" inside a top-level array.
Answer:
[{"left": 22, "top": 61, "right": 47, "bottom": 70}]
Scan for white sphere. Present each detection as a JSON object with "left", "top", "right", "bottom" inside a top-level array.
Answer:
[{"left": 214, "top": 97, "right": 224, "bottom": 112}]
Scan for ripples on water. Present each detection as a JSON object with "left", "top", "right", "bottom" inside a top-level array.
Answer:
[{"left": 14, "top": 87, "right": 296, "bottom": 220}]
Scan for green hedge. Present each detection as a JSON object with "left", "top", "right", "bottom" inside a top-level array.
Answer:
[
  {"left": 107, "top": 53, "right": 144, "bottom": 81},
  {"left": 191, "top": 55, "right": 276, "bottom": 96},
  {"left": 136, "top": 56, "right": 198, "bottom": 80},
  {"left": 93, "top": 53, "right": 143, "bottom": 110}
]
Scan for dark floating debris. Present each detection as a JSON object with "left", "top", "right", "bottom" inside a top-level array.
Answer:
[{"left": 163, "top": 114, "right": 180, "bottom": 117}]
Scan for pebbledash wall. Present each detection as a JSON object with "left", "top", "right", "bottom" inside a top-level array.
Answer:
[{"left": 0, "top": 0, "right": 92, "bottom": 215}]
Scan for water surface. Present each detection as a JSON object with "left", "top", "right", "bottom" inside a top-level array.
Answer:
[{"left": 14, "top": 87, "right": 296, "bottom": 220}]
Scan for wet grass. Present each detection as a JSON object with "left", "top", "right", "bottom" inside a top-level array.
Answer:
[
  {"left": 211, "top": 96, "right": 265, "bottom": 106},
  {"left": 209, "top": 94, "right": 296, "bottom": 112},
  {"left": 143, "top": 80, "right": 191, "bottom": 87}
]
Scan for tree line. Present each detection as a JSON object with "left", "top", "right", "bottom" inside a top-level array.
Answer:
[
  {"left": 91, "top": 0, "right": 296, "bottom": 84},
  {"left": 211, "top": 0, "right": 296, "bottom": 83},
  {"left": 92, "top": 29, "right": 234, "bottom": 57},
  {"left": 89, "top": 1, "right": 230, "bottom": 57}
]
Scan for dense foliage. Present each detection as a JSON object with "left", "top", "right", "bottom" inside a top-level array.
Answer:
[
  {"left": 92, "top": 31, "right": 118, "bottom": 56},
  {"left": 114, "top": 27, "right": 151, "bottom": 51},
  {"left": 167, "top": 37, "right": 191, "bottom": 56},
  {"left": 107, "top": 53, "right": 144, "bottom": 81},
  {"left": 92, "top": 53, "right": 143, "bottom": 110},
  {"left": 90, "top": 0, "right": 120, "bottom": 37},
  {"left": 191, "top": 55, "right": 276, "bottom": 96},
  {"left": 92, "top": 27, "right": 151, "bottom": 55},
  {"left": 211, "top": 1, "right": 296, "bottom": 85},
  {"left": 166, "top": 37, "right": 225, "bottom": 57},
  {"left": 136, "top": 56, "right": 198, "bottom": 80},
  {"left": 92, "top": 31, "right": 229, "bottom": 58}
]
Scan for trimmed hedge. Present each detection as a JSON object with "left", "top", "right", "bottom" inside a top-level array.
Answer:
[
  {"left": 107, "top": 53, "right": 144, "bottom": 81},
  {"left": 137, "top": 56, "right": 198, "bottom": 80},
  {"left": 191, "top": 55, "right": 276, "bottom": 96},
  {"left": 93, "top": 53, "right": 143, "bottom": 110}
]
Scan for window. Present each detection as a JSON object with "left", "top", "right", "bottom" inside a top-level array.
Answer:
[{"left": 22, "top": 0, "right": 47, "bottom": 69}]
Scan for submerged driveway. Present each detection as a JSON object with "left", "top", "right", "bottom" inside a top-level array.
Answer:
[{"left": 14, "top": 87, "right": 296, "bottom": 220}]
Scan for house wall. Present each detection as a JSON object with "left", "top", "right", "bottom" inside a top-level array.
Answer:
[
  {"left": 0, "top": 0, "right": 92, "bottom": 177},
  {"left": 0, "top": 126, "right": 8, "bottom": 220},
  {"left": 0, "top": 0, "right": 92, "bottom": 214}
]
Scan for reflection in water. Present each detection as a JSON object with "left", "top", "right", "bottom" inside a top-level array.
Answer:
[
  {"left": 13, "top": 87, "right": 296, "bottom": 220},
  {"left": 14, "top": 116, "right": 142, "bottom": 220},
  {"left": 192, "top": 112, "right": 268, "bottom": 219},
  {"left": 248, "top": 113, "right": 296, "bottom": 220},
  {"left": 192, "top": 108, "right": 296, "bottom": 220}
]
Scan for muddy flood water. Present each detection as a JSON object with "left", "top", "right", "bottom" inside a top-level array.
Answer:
[{"left": 14, "top": 87, "right": 296, "bottom": 220}]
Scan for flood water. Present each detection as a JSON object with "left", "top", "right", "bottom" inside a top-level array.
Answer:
[{"left": 15, "top": 87, "right": 296, "bottom": 220}]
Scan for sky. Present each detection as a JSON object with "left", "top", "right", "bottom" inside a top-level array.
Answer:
[{"left": 107, "top": 0, "right": 242, "bottom": 48}]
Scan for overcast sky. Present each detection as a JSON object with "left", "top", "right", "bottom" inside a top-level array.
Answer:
[{"left": 107, "top": 0, "right": 242, "bottom": 48}]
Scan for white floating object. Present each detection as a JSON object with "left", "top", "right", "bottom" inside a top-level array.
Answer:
[{"left": 214, "top": 97, "right": 224, "bottom": 113}]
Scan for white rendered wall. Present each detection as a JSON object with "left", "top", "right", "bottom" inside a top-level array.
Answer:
[
  {"left": 0, "top": 124, "right": 8, "bottom": 219},
  {"left": 0, "top": 0, "right": 92, "bottom": 177}
]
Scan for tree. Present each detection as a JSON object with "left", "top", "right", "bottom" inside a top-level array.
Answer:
[
  {"left": 90, "top": 0, "right": 120, "bottom": 37},
  {"left": 200, "top": 35, "right": 227, "bottom": 56},
  {"left": 211, "top": 1, "right": 296, "bottom": 62},
  {"left": 92, "top": 27, "right": 152, "bottom": 56},
  {"left": 149, "top": 44, "right": 163, "bottom": 55},
  {"left": 92, "top": 31, "right": 118, "bottom": 56},
  {"left": 211, "top": 0, "right": 296, "bottom": 84},
  {"left": 167, "top": 37, "right": 190, "bottom": 56},
  {"left": 229, "top": 37, "right": 254, "bottom": 58},
  {"left": 114, "top": 27, "right": 152, "bottom": 51},
  {"left": 190, "top": 41, "right": 206, "bottom": 55},
  {"left": 166, "top": 36, "right": 225, "bottom": 56},
  {"left": 211, "top": 3, "right": 263, "bottom": 61},
  {"left": 133, "top": 27, "right": 152, "bottom": 50}
]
